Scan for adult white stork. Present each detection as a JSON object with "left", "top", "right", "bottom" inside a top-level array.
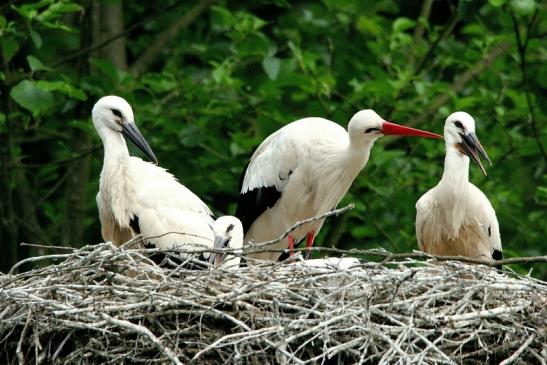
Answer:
[
  {"left": 236, "top": 110, "right": 442, "bottom": 262},
  {"left": 415, "top": 112, "right": 502, "bottom": 268},
  {"left": 92, "top": 95, "right": 216, "bottom": 260}
]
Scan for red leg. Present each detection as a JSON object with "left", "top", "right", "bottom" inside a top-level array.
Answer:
[
  {"left": 288, "top": 234, "right": 295, "bottom": 259},
  {"left": 304, "top": 231, "right": 315, "bottom": 260}
]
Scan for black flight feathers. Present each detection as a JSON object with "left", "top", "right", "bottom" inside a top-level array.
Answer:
[
  {"left": 129, "top": 215, "right": 140, "bottom": 234},
  {"left": 235, "top": 160, "right": 282, "bottom": 234}
]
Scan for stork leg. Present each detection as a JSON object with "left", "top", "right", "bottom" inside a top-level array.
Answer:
[
  {"left": 287, "top": 234, "right": 295, "bottom": 262},
  {"left": 304, "top": 231, "right": 315, "bottom": 260}
]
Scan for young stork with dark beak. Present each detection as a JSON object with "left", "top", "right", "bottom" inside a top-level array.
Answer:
[
  {"left": 415, "top": 112, "right": 502, "bottom": 268},
  {"left": 93, "top": 95, "right": 233, "bottom": 263},
  {"left": 209, "top": 216, "right": 244, "bottom": 270},
  {"left": 236, "top": 110, "right": 442, "bottom": 262}
]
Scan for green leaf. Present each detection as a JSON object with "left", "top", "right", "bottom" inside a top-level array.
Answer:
[
  {"left": 392, "top": 17, "right": 416, "bottom": 33},
  {"left": 210, "top": 6, "right": 236, "bottom": 32},
  {"left": 537, "top": 65, "right": 547, "bottom": 88},
  {"left": 1, "top": 37, "right": 20, "bottom": 63},
  {"left": 36, "top": 80, "right": 87, "bottom": 101},
  {"left": 262, "top": 57, "right": 281, "bottom": 80},
  {"left": 510, "top": 0, "right": 536, "bottom": 15},
  {"left": 536, "top": 186, "right": 547, "bottom": 205},
  {"left": 10, "top": 80, "right": 55, "bottom": 115},
  {"left": 356, "top": 16, "right": 382, "bottom": 37},
  {"left": 90, "top": 58, "right": 119, "bottom": 82},
  {"left": 27, "top": 55, "right": 48, "bottom": 71},
  {"left": 29, "top": 29, "right": 42, "bottom": 48},
  {"left": 488, "top": 0, "right": 506, "bottom": 6},
  {"left": 49, "top": 3, "right": 82, "bottom": 13}
]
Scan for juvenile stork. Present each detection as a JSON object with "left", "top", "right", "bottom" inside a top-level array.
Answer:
[
  {"left": 92, "top": 95, "right": 215, "bottom": 258},
  {"left": 209, "top": 216, "right": 244, "bottom": 270},
  {"left": 236, "top": 110, "right": 442, "bottom": 262},
  {"left": 415, "top": 112, "right": 502, "bottom": 267}
]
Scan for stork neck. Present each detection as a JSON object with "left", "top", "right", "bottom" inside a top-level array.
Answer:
[
  {"left": 435, "top": 145, "right": 470, "bottom": 236},
  {"left": 100, "top": 129, "right": 130, "bottom": 164},
  {"left": 98, "top": 129, "right": 134, "bottom": 228},
  {"left": 440, "top": 145, "right": 470, "bottom": 188},
  {"left": 348, "top": 137, "right": 375, "bottom": 167},
  {"left": 328, "top": 138, "right": 373, "bottom": 185}
]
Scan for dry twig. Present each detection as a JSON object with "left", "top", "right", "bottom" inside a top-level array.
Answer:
[{"left": 0, "top": 241, "right": 545, "bottom": 364}]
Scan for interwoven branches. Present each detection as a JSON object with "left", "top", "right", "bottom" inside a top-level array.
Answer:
[{"left": 0, "top": 242, "right": 546, "bottom": 364}]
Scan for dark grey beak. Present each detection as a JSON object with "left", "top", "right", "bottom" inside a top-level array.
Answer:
[
  {"left": 122, "top": 122, "right": 158, "bottom": 165},
  {"left": 209, "top": 235, "right": 228, "bottom": 267},
  {"left": 459, "top": 132, "right": 492, "bottom": 176}
]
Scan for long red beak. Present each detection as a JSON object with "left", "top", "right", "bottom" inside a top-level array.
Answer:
[{"left": 382, "top": 121, "right": 442, "bottom": 139}]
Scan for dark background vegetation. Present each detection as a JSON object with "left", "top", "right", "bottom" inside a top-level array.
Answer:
[{"left": 0, "top": 0, "right": 545, "bottom": 277}]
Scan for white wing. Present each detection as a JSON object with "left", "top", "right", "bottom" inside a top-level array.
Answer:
[
  {"left": 468, "top": 183, "right": 502, "bottom": 255},
  {"left": 415, "top": 187, "right": 436, "bottom": 251},
  {"left": 129, "top": 157, "right": 213, "bottom": 218},
  {"left": 126, "top": 157, "right": 214, "bottom": 253},
  {"left": 138, "top": 208, "right": 214, "bottom": 258},
  {"left": 241, "top": 117, "right": 347, "bottom": 193},
  {"left": 241, "top": 125, "right": 301, "bottom": 194}
]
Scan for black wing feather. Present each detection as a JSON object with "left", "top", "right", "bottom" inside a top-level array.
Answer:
[
  {"left": 235, "top": 159, "right": 282, "bottom": 234},
  {"left": 129, "top": 215, "right": 141, "bottom": 234}
]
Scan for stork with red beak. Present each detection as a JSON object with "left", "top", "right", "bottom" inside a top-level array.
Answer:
[
  {"left": 415, "top": 112, "right": 502, "bottom": 268},
  {"left": 236, "top": 110, "right": 442, "bottom": 262}
]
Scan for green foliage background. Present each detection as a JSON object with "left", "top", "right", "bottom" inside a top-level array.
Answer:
[{"left": 0, "top": 0, "right": 545, "bottom": 277}]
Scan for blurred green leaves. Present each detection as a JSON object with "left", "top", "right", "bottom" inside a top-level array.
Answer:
[{"left": 10, "top": 80, "right": 54, "bottom": 115}]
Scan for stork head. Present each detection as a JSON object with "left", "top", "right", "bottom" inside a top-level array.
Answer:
[
  {"left": 92, "top": 96, "right": 158, "bottom": 164},
  {"left": 348, "top": 109, "right": 442, "bottom": 144},
  {"left": 444, "top": 111, "right": 492, "bottom": 176},
  {"left": 208, "top": 216, "right": 243, "bottom": 269}
]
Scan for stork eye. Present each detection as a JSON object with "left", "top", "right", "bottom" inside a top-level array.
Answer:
[
  {"left": 111, "top": 109, "right": 123, "bottom": 119},
  {"left": 454, "top": 121, "right": 464, "bottom": 130},
  {"left": 226, "top": 224, "right": 234, "bottom": 233},
  {"left": 365, "top": 127, "right": 379, "bottom": 133}
]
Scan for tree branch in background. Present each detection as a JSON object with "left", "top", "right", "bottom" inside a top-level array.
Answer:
[
  {"left": 129, "top": 0, "right": 218, "bottom": 77},
  {"left": 414, "top": 10, "right": 459, "bottom": 75},
  {"left": 33, "top": 2, "right": 182, "bottom": 73},
  {"left": 409, "top": 0, "right": 434, "bottom": 65},
  {"left": 386, "top": 41, "right": 510, "bottom": 144},
  {"left": 98, "top": 1, "right": 127, "bottom": 70},
  {"left": 511, "top": 10, "right": 546, "bottom": 164}
]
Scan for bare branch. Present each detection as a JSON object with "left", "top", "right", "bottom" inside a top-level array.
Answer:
[
  {"left": 101, "top": 313, "right": 183, "bottom": 365},
  {"left": 387, "top": 41, "right": 510, "bottom": 137},
  {"left": 1, "top": 241, "right": 545, "bottom": 363},
  {"left": 499, "top": 333, "right": 536, "bottom": 365}
]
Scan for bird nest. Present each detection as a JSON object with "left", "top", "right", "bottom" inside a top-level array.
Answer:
[{"left": 0, "top": 242, "right": 546, "bottom": 364}]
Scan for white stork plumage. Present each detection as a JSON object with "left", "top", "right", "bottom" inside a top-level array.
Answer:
[
  {"left": 92, "top": 95, "right": 217, "bottom": 260},
  {"left": 208, "top": 216, "right": 244, "bottom": 269},
  {"left": 236, "top": 110, "right": 442, "bottom": 262},
  {"left": 415, "top": 112, "right": 502, "bottom": 268},
  {"left": 292, "top": 256, "right": 363, "bottom": 270}
]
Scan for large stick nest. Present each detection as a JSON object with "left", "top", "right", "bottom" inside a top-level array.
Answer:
[{"left": 0, "top": 242, "right": 546, "bottom": 364}]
